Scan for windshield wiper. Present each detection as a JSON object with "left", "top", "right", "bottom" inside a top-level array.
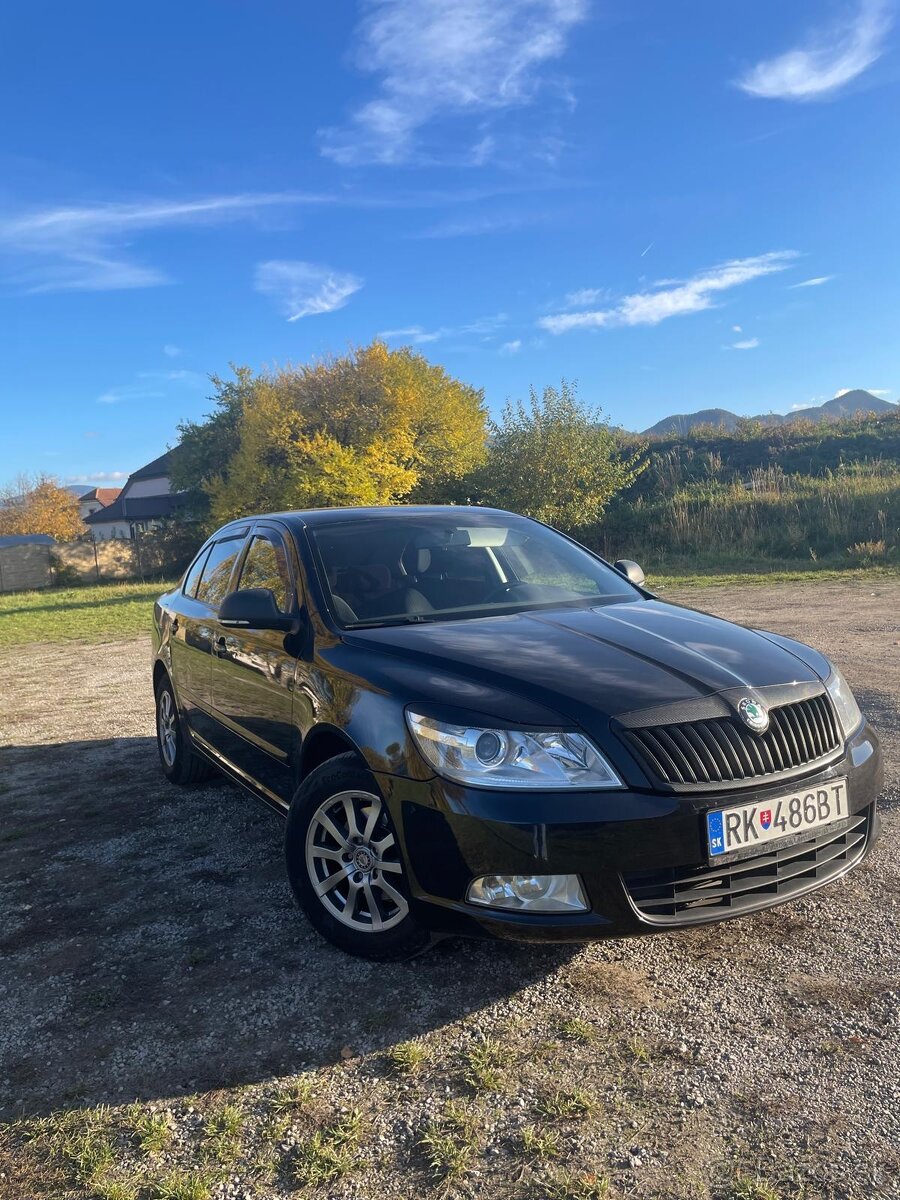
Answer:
[{"left": 344, "top": 614, "right": 437, "bottom": 629}]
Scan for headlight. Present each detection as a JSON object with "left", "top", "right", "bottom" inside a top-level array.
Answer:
[
  {"left": 406, "top": 711, "right": 622, "bottom": 789},
  {"left": 825, "top": 665, "right": 862, "bottom": 737}
]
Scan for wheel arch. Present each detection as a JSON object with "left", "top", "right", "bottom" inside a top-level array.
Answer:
[
  {"left": 298, "top": 724, "right": 369, "bottom": 783},
  {"left": 152, "top": 658, "right": 170, "bottom": 694}
]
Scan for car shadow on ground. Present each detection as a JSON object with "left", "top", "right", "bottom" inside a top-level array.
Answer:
[{"left": 0, "top": 735, "right": 580, "bottom": 1121}]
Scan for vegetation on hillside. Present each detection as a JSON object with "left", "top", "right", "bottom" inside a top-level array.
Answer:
[{"left": 592, "top": 409, "right": 900, "bottom": 569}]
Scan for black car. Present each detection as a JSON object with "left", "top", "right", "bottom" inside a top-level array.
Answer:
[{"left": 152, "top": 506, "right": 882, "bottom": 960}]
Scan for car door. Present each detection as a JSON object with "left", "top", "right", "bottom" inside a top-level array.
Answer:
[
  {"left": 208, "top": 522, "right": 299, "bottom": 804},
  {"left": 175, "top": 529, "right": 249, "bottom": 744},
  {"left": 167, "top": 542, "right": 212, "bottom": 725}
]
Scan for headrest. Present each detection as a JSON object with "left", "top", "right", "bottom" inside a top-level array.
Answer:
[{"left": 401, "top": 544, "right": 431, "bottom": 576}]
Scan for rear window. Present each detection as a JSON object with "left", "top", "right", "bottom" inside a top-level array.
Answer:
[
  {"left": 195, "top": 536, "right": 245, "bottom": 607},
  {"left": 182, "top": 546, "right": 211, "bottom": 598}
]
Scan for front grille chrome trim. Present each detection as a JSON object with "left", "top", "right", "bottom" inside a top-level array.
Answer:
[{"left": 619, "top": 691, "right": 843, "bottom": 790}]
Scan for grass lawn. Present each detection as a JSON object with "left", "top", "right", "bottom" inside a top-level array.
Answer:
[
  {"left": 1, "top": 563, "right": 898, "bottom": 648},
  {"left": 649, "top": 562, "right": 900, "bottom": 589},
  {"left": 0, "top": 578, "right": 176, "bottom": 648}
]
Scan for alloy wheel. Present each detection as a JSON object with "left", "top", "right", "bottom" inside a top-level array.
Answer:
[
  {"left": 305, "top": 790, "right": 409, "bottom": 932},
  {"left": 157, "top": 688, "right": 178, "bottom": 768}
]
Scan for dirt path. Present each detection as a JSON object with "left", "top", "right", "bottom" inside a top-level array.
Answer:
[{"left": 1, "top": 579, "right": 897, "bottom": 1199}]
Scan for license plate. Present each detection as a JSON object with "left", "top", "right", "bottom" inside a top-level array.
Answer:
[{"left": 706, "top": 778, "right": 848, "bottom": 860}]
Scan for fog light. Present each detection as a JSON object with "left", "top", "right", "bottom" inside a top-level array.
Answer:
[{"left": 466, "top": 874, "right": 588, "bottom": 913}]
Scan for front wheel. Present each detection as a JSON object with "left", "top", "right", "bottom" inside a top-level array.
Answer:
[{"left": 285, "top": 753, "right": 429, "bottom": 960}]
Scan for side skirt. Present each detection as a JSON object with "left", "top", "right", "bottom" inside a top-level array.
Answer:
[{"left": 189, "top": 729, "right": 289, "bottom": 818}]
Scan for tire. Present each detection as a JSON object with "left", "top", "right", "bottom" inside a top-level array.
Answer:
[
  {"left": 285, "top": 753, "right": 430, "bottom": 961},
  {"left": 154, "top": 673, "right": 216, "bottom": 786}
]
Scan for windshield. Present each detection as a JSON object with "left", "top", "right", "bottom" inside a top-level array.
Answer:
[{"left": 308, "top": 511, "right": 639, "bottom": 628}]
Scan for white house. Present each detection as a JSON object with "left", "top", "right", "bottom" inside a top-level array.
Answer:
[
  {"left": 76, "top": 487, "right": 121, "bottom": 522},
  {"left": 84, "top": 451, "right": 187, "bottom": 540}
]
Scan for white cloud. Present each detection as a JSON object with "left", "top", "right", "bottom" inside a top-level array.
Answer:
[
  {"left": 500, "top": 339, "right": 522, "bottom": 355},
  {"left": 163, "top": 343, "right": 181, "bottom": 357},
  {"left": 320, "top": 0, "right": 588, "bottom": 165},
  {"left": 737, "top": 1, "right": 891, "bottom": 101},
  {"left": 790, "top": 275, "right": 836, "bottom": 288},
  {"left": 254, "top": 260, "right": 363, "bottom": 321},
  {"left": 732, "top": 324, "right": 743, "bottom": 332},
  {"left": 729, "top": 337, "right": 760, "bottom": 350},
  {"left": 378, "top": 313, "right": 507, "bottom": 344},
  {"left": 563, "top": 287, "right": 607, "bottom": 309},
  {"left": 539, "top": 251, "right": 798, "bottom": 334},
  {"left": 0, "top": 193, "right": 309, "bottom": 294}
]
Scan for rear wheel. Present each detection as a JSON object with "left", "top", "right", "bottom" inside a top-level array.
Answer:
[
  {"left": 154, "top": 674, "right": 215, "bottom": 785},
  {"left": 285, "top": 753, "right": 429, "bottom": 960}
]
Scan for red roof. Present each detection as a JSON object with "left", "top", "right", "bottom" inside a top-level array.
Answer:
[{"left": 82, "top": 487, "right": 122, "bottom": 506}]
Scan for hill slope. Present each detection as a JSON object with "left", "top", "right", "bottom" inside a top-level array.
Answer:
[{"left": 645, "top": 389, "right": 895, "bottom": 435}]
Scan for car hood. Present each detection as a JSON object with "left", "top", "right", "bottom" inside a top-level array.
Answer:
[{"left": 342, "top": 598, "right": 824, "bottom": 727}]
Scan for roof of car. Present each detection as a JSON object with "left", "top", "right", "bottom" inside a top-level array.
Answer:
[{"left": 264, "top": 505, "right": 515, "bottom": 530}]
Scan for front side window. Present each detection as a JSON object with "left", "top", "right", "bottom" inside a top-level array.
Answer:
[
  {"left": 237, "top": 534, "right": 292, "bottom": 613},
  {"left": 195, "top": 536, "right": 245, "bottom": 607},
  {"left": 309, "top": 512, "right": 639, "bottom": 627}
]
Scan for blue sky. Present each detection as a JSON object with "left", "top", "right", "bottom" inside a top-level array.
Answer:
[{"left": 1, "top": 0, "right": 898, "bottom": 487}]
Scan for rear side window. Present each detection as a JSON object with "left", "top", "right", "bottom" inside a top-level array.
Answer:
[
  {"left": 182, "top": 546, "right": 211, "bottom": 598},
  {"left": 195, "top": 536, "right": 245, "bottom": 607},
  {"left": 237, "top": 534, "right": 292, "bottom": 613}
]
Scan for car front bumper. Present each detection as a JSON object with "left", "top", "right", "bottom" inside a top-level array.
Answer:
[{"left": 375, "top": 720, "right": 883, "bottom": 943}]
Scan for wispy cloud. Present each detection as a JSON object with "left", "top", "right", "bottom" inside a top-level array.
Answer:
[
  {"left": 500, "top": 339, "right": 522, "bottom": 355},
  {"left": 254, "top": 260, "right": 363, "bottom": 321},
  {"left": 65, "top": 471, "right": 129, "bottom": 484},
  {"left": 378, "top": 314, "right": 507, "bottom": 344},
  {"left": 539, "top": 252, "right": 798, "bottom": 334},
  {"left": 408, "top": 210, "right": 546, "bottom": 239},
  {"left": 0, "top": 193, "right": 307, "bottom": 294},
  {"left": 97, "top": 368, "right": 208, "bottom": 405},
  {"left": 736, "top": 1, "right": 891, "bottom": 101},
  {"left": 320, "top": 0, "right": 588, "bottom": 165},
  {"left": 97, "top": 385, "right": 166, "bottom": 405},
  {"left": 728, "top": 337, "right": 760, "bottom": 350},
  {"left": 163, "top": 343, "right": 181, "bottom": 358},
  {"left": 790, "top": 275, "right": 836, "bottom": 288},
  {"left": 562, "top": 287, "right": 608, "bottom": 309}
]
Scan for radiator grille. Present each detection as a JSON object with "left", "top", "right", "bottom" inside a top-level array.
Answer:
[
  {"left": 622, "top": 693, "right": 840, "bottom": 786},
  {"left": 623, "top": 810, "right": 868, "bottom": 922}
]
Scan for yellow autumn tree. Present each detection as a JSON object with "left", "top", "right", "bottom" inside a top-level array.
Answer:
[
  {"left": 0, "top": 475, "right": 85, "bottom": 540},
  {"left": 195, "top": 342, "right": 488, "bottom": 525}
]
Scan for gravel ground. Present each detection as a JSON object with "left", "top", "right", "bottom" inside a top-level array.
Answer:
[{"left": 0, "top": 578, "right": 898, "bottom": 1200}]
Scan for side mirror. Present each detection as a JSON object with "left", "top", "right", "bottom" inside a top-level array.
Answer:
[
  {"left": 614, "top": 559, "right": 646, "bottom": 587},
  {"left": 218, "top": 588, "right": 298, "bottom": 631}
]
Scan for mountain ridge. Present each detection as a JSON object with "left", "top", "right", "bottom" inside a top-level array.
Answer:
[{"left": 644, "top": 389, "right": 896, "bottom": 436}]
